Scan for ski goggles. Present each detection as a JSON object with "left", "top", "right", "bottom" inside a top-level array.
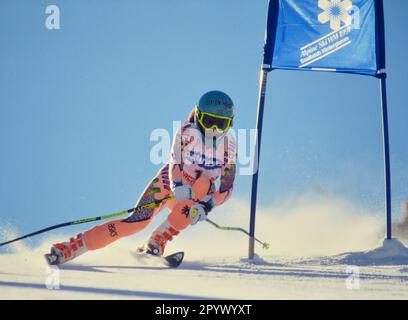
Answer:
[{"left": 196, "top": 108, "right": 233, "bottom": 133}]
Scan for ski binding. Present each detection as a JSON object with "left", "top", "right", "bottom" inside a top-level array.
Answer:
[{"left": 134, "top": 249, "right": 184, "bottom": 268}]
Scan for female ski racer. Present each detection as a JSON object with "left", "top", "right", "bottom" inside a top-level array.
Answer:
[{"left": 47, "top": 91, "right": 237, "bottom": 264}]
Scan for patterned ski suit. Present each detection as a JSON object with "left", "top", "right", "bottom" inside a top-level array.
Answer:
[{"left": 78, "top": 118, "right": 237, "bottom": 253}]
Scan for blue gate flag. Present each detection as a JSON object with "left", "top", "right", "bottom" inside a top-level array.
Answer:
[{"left": 263, "top": 0, "right": 386, "bottom": 77}]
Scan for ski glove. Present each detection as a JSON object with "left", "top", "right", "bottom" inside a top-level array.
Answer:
[
  {"left": 173, "top": 184, "right": 194, "bottom": 202},
  {"left": 189, "top": 199, "right": 214, "bottom": 225}
]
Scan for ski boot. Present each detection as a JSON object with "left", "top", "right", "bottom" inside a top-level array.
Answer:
[
  {"left": 135, "top": 221, "right": 184, "bottom": 268},
  {"left": 145, "top": 220, "right": 180, "bottom": 256},
  {"left": 45, "top": 233, "right": 88, "bottom": 265}
]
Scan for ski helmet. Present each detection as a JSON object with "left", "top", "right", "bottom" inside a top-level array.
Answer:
[
  {"left": 195, "top": 91, "right": 234, "bottom": 134},
  {"left": 197, "top": 91, "right": 234, "bottom": 118}
]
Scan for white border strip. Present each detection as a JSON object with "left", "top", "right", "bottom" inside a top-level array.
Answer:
[{"left": 311, "top": 68, "right": 337, "bottom": 72}]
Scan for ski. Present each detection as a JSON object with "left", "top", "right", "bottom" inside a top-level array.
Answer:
[
  {"left": 45, "top": 251, "right": 184, "bottom": 268},
  {"left": 163, "top": 251, "right": 184, "bottom": 268},
  {"left": 134, "top": 250, "right": 185, "bottom": 268}
]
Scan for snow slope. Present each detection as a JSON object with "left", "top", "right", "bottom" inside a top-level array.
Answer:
[
  {"left": 1, "top": 196, "right": 407, "bottom": 299},
  {"left": 0, "top": 242, "right": 407, "bottom": 299}
]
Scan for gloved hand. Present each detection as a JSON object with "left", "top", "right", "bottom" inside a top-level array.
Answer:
[
  {"left": 173, "top": 184, "right": 194, "bottom": 202},
  {"left": 189, "top": 202, "right": 208, "bottom": 225},
  {"left": 189, "top": 196, "right": 216, "bottom": 225}
]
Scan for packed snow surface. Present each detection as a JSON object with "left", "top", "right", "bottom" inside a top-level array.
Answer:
[
  {"left": 0, "top": 241, "right": 407, "bottom": 299},
  {"left": 1, "top": 196, "right": 407, "bottom": 299}
]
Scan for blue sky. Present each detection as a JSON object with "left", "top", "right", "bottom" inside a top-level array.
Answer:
[{"left": 0, "top": 0, "right": 407, "bottom": 244}]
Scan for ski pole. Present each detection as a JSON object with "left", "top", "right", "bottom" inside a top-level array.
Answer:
[
  {"left": 0, "top": 195, "right": 173, "bottom": 247},
  {"left": 205, "top": 218, "right": 269, "bottom": 249}
]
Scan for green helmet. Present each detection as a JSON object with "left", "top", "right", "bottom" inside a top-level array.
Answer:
[{"left": 195, "top": 91, "right": 234, "bottom": 134}]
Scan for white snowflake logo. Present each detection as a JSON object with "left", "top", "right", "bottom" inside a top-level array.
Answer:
[{"left": 318, "top": 0, "right": 353, "bottom": 31}]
